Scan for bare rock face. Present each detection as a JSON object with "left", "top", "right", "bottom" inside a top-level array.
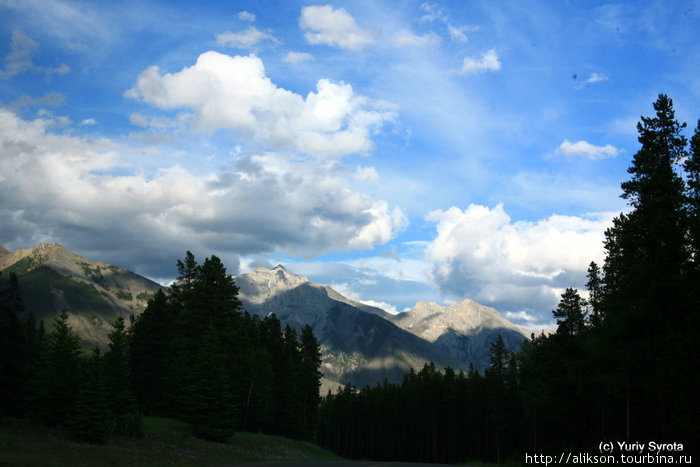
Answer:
[{"left": 390, "top": 300, "right": 531, "bottom": 372}]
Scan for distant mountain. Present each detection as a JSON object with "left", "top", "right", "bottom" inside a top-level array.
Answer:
[
  {"left": 389, "top": 300, "right": 531, "bottom": 372},
  {"left": 235, "top": 266, "right": 466, "bottom": 391},
  {"left": 0, "top": 243, "right": 164, "bottom": 347},
  {"left": 1, "top": 243, "right": 531, "bottom": 390}
]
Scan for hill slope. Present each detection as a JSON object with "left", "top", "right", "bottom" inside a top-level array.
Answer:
[{"left": 0, "top": 243, "right": 164, "bottom": 347}]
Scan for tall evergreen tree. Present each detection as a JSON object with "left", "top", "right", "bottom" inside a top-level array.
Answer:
[
  {"left": 32, "top": 309, "right": 82, "bottom": 427},
  {"left": 186, "top": 325, "right": 238, "bottom": 442},
  {"left": 70, "top": 348, "right": 109, "bottom": 442},
  {"left": 601, "top": 94, "right": 692, "bottom": 441},
  {"left": 552, "top": 288, "right": 587, "bottom": 337},
  {"left": 130, "top": 289, "right": 174, "bottom": 415},
  {"left": 299, "top": 324, "right": 322, "bottom": 439},
  {"left": 0, "top": 271, "right": 27, "bottom": 416},
  {"left": 103, "top": 315, "right": 141, "bottom": 437}
]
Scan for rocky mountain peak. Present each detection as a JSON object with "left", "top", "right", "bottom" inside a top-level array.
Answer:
[
  {"left": 393, "top": 299, "right": 530, "bottom": 343},
  {"left": 236, "top": 265, "right": 310, "bottom": 303}
]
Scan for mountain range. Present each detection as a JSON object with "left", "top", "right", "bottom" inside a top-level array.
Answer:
[{"left": 0, "top": 243, "right": 531, "bottom": 390}]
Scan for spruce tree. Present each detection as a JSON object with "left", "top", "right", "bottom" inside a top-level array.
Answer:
[
  {"left": 0, "top": 271, "right": 27, "bottom": 417},
  {"left": 32, "top": 309, "right": 82, "bottom": 427},
  {"left": 130, "top": 289, "right": 174, "bottom": 415},
  {"left": 103, "top": 315, "right": 141, "bottom": 437},
  {"left": 70, "top": 348, "right": 109, "bottom": 442},
  {"left": 186, "top": 325, "right": 237, "bottom": 442},
  {"left": 299, "top": 324, "right": 322, "bottom": 439}
]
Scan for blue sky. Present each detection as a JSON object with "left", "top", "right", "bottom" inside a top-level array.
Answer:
[{"left": 1, "top": 0, "right": 698, "bottom": 330}]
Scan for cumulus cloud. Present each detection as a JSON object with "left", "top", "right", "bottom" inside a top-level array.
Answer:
[
  {"left": 300, "top": 5, "right": 375, "bottom": 51},
  {"left": 125, "top": 51, "right": 395, "bottom": 158},
  {"left": 216, "top": 27, "right": 280, "bottom": 49},
  {"left": 393, "top": 29, "right": 440, "bottom": 47},
  {"left": 0, "top": 107, "right": 405, "bottom": 277},
  {"left": 458, "top": 49, "right": 501, "bottom": 75},
  {"left": 557, "top": 139, "right": 620, "bottom": 159},
  {"left": 425, "top": 204, "right": 615, "bottom": 317}
]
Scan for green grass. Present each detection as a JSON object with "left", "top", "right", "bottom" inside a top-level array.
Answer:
[{"left": 0, "top": 417, "right": 344, "bottom": 466}]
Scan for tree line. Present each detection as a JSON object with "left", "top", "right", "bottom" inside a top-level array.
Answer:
[
  {"left": 316, "top": 94, "right": 699, "bottom": 463},
  {"left": 0, "top": 251, "right": 322, "bottom": 443}
]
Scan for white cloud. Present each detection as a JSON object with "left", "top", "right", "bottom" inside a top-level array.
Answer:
[
  {"left": 216, "top": 27, "right": 279, "bottom": 49},
  {"left": 300, "top": 5, "right": 375, "bottom": 51},
  {"left": 354, "top": 166, "right": 379, "bottom": 183},
  {"left": 125, "top": 51, "right": 395, "bottom": 158},
  {"left": 80, "top": 118, "right": 97, "bottom": 126},
  {"left": 447, "top": 25, "right": 469, "bottom": 43},
  {"left": 557, "top": 139, "right": 620, "bottom": 159},
  {"left": 237, "top": 11, "right": 256, "bottom": 22},
  {"left": 586, "top": 72, "right": 609, "bottom": 83},
  {"left": 283, "top": 51, "right": 314, "bottom": 63},
  {"left": 458, "top": 49, "right": 501, "bottom": 75},
  {"left": 419, "top": 3, "right": 447, "bottom": 23},
  {"left": 393, "top": 29, "right": 440, "bottom": 47},
  {"left": 0, "top": 107, "right": 405, "bottom": 277},
  {"left": 361, "top": 299, "right": 399, "bottom": 315},
  {"left": 425, "top": 204, "right": 615, "bottom": 316},
  {"left": 505, "top": 310, "right": 536, "bottom": 322}
]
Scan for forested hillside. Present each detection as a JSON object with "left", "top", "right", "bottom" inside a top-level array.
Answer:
[{"left": 0, "top": 252, "right": 322, "bottom": 443}]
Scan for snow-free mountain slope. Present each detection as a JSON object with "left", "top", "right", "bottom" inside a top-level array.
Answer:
[
  {"left": 0, "top": 243, "right": 164, "bottom": 347},
  {"left": 391, "top": 299, "right": 530, "bottom": 372},
  {"left": 235, "top": 265, "right": 466, "bottom": 390}
]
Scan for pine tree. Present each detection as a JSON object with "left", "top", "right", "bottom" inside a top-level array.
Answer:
[
  {"left": 602, "top": 94, "right": 691, "bottom": 441},
  {"left": 585, "top": 262, "right": 604, "bottom": 328},
  {"left": 552, "top": 288, "right": 587, "bottom": 337}
]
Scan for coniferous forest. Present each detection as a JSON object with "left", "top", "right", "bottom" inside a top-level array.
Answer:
[
  {"left": 0, "top": 94, "right": 698, "bottom": 463},
  {"left": 0, "top": 251, "right": 322, "bottom": 443}
]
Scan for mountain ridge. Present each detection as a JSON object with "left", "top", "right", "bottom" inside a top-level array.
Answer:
[
  {"left": 2, "top": 243, "right": 530, "bottom": 388},
  {"left": 391, "top": 299, "right": 530, "bottom": 372},
  {"left": 0, "top": 242, "right": 164, "bottom": 347}
]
